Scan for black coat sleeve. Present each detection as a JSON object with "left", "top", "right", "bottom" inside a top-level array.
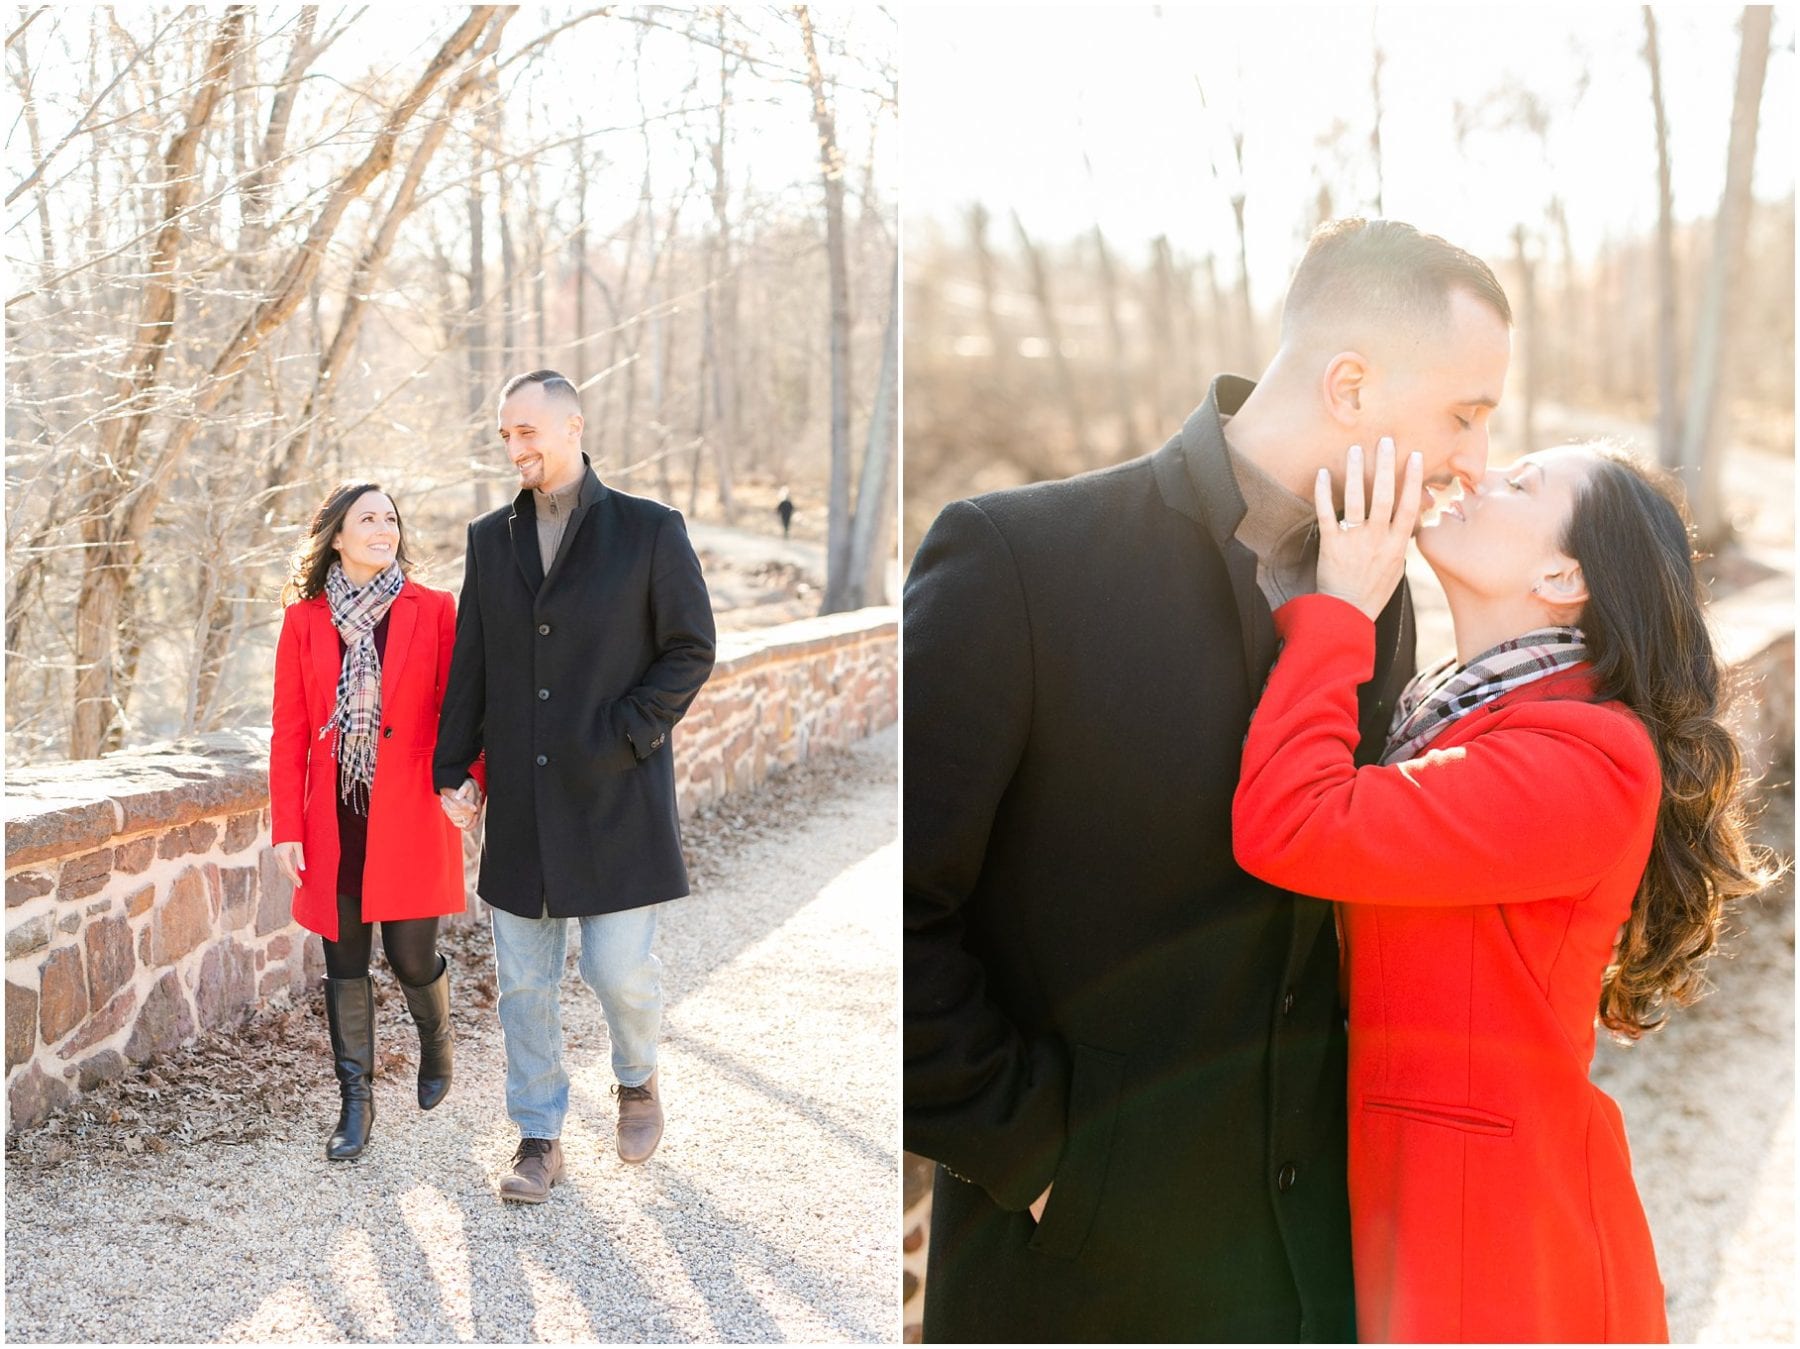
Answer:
[
  {"left": 610, "top": 508, "right": 716, "bottom": 760},
  {"left": 902, "top": 499, "right": 1070, "bottom": 1212},
  {"left": 433, "top": 522, "right": 487, "bottom": 792}
]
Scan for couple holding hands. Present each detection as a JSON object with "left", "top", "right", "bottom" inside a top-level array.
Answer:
[
  {"left": 904, "top": 219, "right": 1770, "bottom": 1342},
  {"left": 268, "top": 369, "right": 716, "bottom": 1202}
]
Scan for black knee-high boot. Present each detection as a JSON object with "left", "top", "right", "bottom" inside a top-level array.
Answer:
[
  {"left": 323, "top": 975, "right": 376, "bottom": 1159},
  {"left": 399, "top": 955, "right": 453, "bottom": 1110}
]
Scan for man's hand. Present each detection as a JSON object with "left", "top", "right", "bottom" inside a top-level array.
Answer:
[
  {"left": 1029, "top": 1183, "right": 1052, "bottom": 1224},
  {"left": 272, "top": 841, "right": 305, "bottom": 889},
  {"left": 438, "top": 778, "right": 483, "bottom": 830},
  {"left": 1315, "top": 437, "right": 1423, "bottom": 622}
]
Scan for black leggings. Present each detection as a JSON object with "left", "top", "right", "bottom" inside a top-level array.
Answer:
[{"left": 321, "top": 892, "right": 442, "bottom": 987}]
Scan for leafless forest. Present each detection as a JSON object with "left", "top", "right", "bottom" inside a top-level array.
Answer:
[
  {"left": 5, "top": 4, "right": 897, "bottom": 765},
  {"left": 903, "top": 7, "right": 1793, "bottom": 563}
]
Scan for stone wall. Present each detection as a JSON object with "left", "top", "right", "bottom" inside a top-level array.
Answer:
[
  {"left": 5, "top": 606, "right": 897, "bottom": 1133},
  {"left": 4, "top": 733, "right": 311, "bottom": 1133},
  {"left": 677, "top": 607, "right": 898, "bottom": 812}
]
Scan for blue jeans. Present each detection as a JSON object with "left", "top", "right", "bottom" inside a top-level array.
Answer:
[{"left": 489, "top": 902, "right": 663, "bottom": 1141}]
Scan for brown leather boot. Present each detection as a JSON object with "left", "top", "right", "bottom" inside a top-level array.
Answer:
[
  {"left": 613, "top": 1069, "right": 663, "bottom": 1163},
  {"left": 498, "top": 1137, "right": 563, "bottom": 1204}
]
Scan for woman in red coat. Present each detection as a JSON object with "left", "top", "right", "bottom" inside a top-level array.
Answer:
[
  {"left": 270, "top": 481, "right": 480, "bottom": 1160},
  {"left": 1233, "top": 439, "right": 1767, "bottom": 1342}
]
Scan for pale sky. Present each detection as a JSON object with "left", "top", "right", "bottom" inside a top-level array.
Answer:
[{"left": 903, "top": 4, "right": 1795, "bottom": 300}]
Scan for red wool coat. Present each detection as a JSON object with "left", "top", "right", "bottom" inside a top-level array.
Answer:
[
  {"left": 269, "top": 581, "right": 482, "bottom": 941},
  {"left": 1234, "top": 595, "right": 1668, "bottom": 1344}
]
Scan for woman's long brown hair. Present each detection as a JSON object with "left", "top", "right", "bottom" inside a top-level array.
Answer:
[
  {"left": 280, "top": 481, "right": 414, "bottom": 606},
  {"left": 1564, "top": 447, "right": 1776, "bottom": 1038}
]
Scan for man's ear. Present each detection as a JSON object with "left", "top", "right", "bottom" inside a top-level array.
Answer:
[
  {"left": 567, "top": 411, "right": 585, "bottom": 441},
  {"left": 1321, "top": 352, "right": 1368, "bottom": 428},
  {"left": 1534, "top": 559, "right": 1588, "bottom": 614}
]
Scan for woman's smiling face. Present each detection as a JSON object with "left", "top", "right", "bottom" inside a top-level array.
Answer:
[
  {"left": 331, "top": 490, "right": 400, "bottom": 580},
  {"left": 1416, "top": 445, "right": 1599, "bottom": 607}
]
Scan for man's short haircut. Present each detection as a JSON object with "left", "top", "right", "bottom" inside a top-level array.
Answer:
[
  {"left": 499, "top": 368, "right": 582, "bottom": 413},
  {"left": 1281, "top": 218, "right": 1512, "bottom": 343}
]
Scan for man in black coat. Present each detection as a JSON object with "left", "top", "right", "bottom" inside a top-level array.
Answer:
[
  {"left": 904, "top": 220, "right": 1512, "bottom": 1341},
  {"left": 435, "top": 369, "right": 715, "bottom": 1202}
]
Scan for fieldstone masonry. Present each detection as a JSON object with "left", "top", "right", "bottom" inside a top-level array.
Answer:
[{"left": 5, "top": 606, "right": 897, "bottom": 1132}]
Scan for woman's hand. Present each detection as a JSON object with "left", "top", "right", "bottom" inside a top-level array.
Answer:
[
  {"left": 272, "top": 841, "right": 306, "bottom": 889},
  {"left": 1314, "top": 437, "right": 1423, "bottom": 622},
  {"left": 439, "top": 778, "right": 483, "bottom": 831}
]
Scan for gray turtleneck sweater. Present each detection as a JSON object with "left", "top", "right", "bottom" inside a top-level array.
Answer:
[{"left": 532, "top": 474, "right": 585, "bottom": 573}]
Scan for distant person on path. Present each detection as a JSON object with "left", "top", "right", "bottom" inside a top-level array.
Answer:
[
  {"left": 904, "top": 219, "right": 1512, "bottom": 1341},
  {"left": 435, "top": 368, "right": 716, "bottom": 1204},
  {"left": 270, "top": 482, "right": 476, "bottom": 1160},
  {"left": 1234, "top": 439, "right": 1768, "bottom": 1341},
  {"left": 777, "top": 486, "right": 795, "bottom": 539}
]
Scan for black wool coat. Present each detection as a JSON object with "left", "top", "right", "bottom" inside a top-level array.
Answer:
[
  {"left": 903, "top": 377, "right": 1416, "bottom": 1343},
  {"left": 434, "top": 459, "right": 715, "bottom": 918}
]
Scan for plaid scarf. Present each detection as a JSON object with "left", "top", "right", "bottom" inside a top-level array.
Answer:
[
  {"left": 321, "top": 561, "right": 404, "bottom": 812},
  {"left": 1381, "top": 626, "right": 1588, "bottom": 766}
]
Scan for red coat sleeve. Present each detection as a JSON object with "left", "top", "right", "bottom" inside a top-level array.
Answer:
[
  {"left": 1232, "top": 594, "right": 1660, "bottom": 906},
  {"left": 435, "top": 588, "right": 485, "bottom": 795},
  {"left": 269, "top": 604, "right": 310, "bottom": 845}
]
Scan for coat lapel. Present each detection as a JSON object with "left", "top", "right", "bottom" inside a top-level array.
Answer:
[
  {"left": 306, "top": 597, "right": 339, "bottom": 753},
  {"left": 379, "top": 583, "right": 420, "bottom": 707},
  {"left": 508, "top": 497, "right": 545, "bottom": 593},
  {"left": 1162, "top": 375, "right": 1278, "bottom": 689}
]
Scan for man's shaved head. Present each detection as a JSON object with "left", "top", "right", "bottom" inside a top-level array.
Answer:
[
  {"left": 1281, "top": 218, "right": 1512, "bottom": 353},
  {"left": 499, "top": 368, "right": 582, "bottom": 413}
]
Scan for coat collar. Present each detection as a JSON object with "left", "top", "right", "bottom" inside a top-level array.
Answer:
[
  {"left": 507, "top": 454, "right": 608, "bottom": 594},
  {"left": 1153, "top": 375, "right": 1270, "bottom": 684}
]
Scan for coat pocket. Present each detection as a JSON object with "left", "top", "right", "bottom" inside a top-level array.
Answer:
[
  {"left": 1029, "top": 1043, "right": 1126, "bottom": 1261},
  {"left": 1362, "top": 1094, "right": 1515, "bottom": 1137}
]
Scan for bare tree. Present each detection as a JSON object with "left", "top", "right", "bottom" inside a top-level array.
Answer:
[
  {"left": 1013, "top": 210, "right": 1090, "bottom": 461},
  {"left": 846, "top": 254, "right": 897, "bottom": 608},
  {"left": 1643, "top": 7, "right": 1680, "bottom": 467},
  {"left": 8, "top": 6, "right": 895, "bottom": 762},
  {"left": 798, "top": 4, "right": 855, "bottom": 613},
  {"left": 69, "top": 8, "right": 503, "bottom": 757},
  {"left": 1678, "top": 5, "right": 1773, "bottom": 542}
]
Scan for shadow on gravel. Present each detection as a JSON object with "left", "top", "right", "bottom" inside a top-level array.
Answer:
[{"left": 665, "top": 1028, "right": 892, "bottom": 1174}]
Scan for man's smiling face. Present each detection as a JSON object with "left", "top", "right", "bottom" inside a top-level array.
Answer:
[{"left": 498, "top": 381, "right": 582, "bottom": 491}]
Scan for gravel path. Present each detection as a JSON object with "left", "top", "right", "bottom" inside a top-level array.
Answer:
[{"left": 5, "top": 729, "right": 900, "bottom": 1344}]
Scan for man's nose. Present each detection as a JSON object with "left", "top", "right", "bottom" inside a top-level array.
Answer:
[{"left": 1454, "top": 434, "right": 1491, "bottom": 493}]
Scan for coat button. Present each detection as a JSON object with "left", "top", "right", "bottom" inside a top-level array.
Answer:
[
  {"left": 538, "top": 624, "right": 550, "bottom": 635},
  {"left": 1277, "top": 1163, "right": 1298, "bottom": 1192},
  {"left": 535, "top": 754, "right": 547, "bottom": 766},
  {"left": 651, "top": 735, "right": 664, "bottom": 749},
  {"left": 1282, "top": 990, "right": 1296, "bottom": 1015},
  {"left": 538, "top": 688, "right": 549, "bottom": 700},
  {"left": 382, "top": 727, "right": 392, "bottom": 738}
]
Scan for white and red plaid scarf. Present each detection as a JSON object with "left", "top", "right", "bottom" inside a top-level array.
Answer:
[
  {"left": 321, "top": 561, "right": 404, "bottom": 812},
  {"left": 1381, "top": 626, "right": 1588, "bottom": 766}
]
